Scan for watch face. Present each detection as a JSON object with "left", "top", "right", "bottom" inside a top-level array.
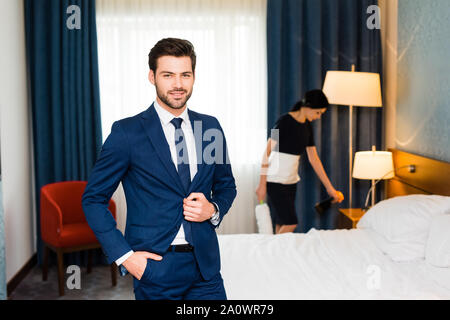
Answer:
[{"left": 211, "top": 202, "right": 219, "bottom": 220}]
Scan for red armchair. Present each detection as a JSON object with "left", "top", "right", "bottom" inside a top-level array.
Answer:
[{"left": 40, "top": 181, "right": 117, "bottom": 296}]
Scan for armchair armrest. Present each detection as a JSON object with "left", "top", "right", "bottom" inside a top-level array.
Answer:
[{"left": 40, "top": 190, "right": 63, "bottom": 245}]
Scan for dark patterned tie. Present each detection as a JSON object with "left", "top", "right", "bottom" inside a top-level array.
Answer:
[{"left": 170, "top": 117, "right": 193, "bottom": 244}]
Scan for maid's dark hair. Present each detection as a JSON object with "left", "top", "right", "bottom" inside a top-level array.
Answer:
[{"left": 290, "top": 89, "right": 330, "bottom": 111}]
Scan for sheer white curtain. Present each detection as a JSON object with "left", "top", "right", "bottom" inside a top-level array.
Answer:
[{"left": 96, "top": 0, "right": 267, "bottom": 234}]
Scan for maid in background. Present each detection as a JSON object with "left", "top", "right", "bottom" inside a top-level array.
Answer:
[{"left": 256, "top": 89, "right": 344, "bottom": 234}]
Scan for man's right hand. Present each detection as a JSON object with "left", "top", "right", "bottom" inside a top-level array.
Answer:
[{"left": 122, "top": 251, "right": 163, "bottom": 280}]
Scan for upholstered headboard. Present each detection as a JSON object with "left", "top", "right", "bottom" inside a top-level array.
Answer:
[{"left": 386, "top": 149, "right": 450, "bottom": 198}]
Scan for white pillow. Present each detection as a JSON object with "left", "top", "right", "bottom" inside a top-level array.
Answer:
[
  {"left": 426, "top": 214, "right": 450, "bottom": 267},
  {"left": 357, "top": 194, "right": 450, "bottom": 261},
  {"left": 255, "top": 203, "right": 273, "bottom": 234}
]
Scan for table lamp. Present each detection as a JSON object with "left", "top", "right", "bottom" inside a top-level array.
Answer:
[
  {"left": 323, "top": 65, "right": 382, "bottom": 208},
  {"left": 352, "top": 146, "right": 394, "bottom": 208}
]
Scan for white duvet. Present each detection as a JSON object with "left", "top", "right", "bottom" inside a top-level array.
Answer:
[{"left": 218, "top": 229, "right": 450, "bottom": 300}]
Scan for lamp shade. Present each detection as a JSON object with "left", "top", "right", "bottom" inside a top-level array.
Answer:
[
  {"left": 352, "top": 151, "right": 394, "bottom": 180},
  {"left": 323, "top": 71, "right": 382, "bottom": 107}
]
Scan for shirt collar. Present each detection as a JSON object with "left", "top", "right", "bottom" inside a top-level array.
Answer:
[{"left": 154, "top": 100, "right": 189, "bottom": 127}]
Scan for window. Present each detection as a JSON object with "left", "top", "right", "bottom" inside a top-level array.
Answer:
[{"left": 96, "top": 0, "right": 267, "bottom": 233}]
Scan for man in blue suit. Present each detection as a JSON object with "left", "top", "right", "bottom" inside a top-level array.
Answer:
[{"left": 82, "top": 38, "right": 237, "bottom": 300}]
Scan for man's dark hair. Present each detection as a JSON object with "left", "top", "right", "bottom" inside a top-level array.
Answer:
[{"left": 148, "top": 38, "right": 197, "bottom": 73}]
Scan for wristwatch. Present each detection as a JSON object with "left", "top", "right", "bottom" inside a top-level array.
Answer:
[{"left": 209, "top": 202, "right": 216, "bottom": 217}]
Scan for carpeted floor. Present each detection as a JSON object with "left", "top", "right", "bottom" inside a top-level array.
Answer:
[{"left": 8, "top": 265, "right": 135, "bottom": 300}]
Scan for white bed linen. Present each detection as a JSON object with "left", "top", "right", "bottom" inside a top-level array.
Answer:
[{"left": 218, "top": 229, "right": 450, "bottom": 300}]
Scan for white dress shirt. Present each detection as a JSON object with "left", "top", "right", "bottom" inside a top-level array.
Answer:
[{"left": 115, "top": 101, "right": 220, "bottom": 266}]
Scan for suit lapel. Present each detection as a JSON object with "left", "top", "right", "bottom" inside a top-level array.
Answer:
[{"left": 140, "top": 103, "right": 185, "bottom": 194}]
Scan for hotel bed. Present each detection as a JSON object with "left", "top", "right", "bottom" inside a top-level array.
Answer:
[{"left": 218, "top": 149, "right": 450, "bottom": 299}]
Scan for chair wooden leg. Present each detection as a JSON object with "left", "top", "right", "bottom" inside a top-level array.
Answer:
[
  {"left": 56, "top": 249, "right": 65, "bottom": 296},
  {"left": 110, "top": 263, "right": 117, "bottom": 287},
  {"left": 87, "top": 250, "right": 93, "bottom": 274},
  {"left": 42, "top": 244, "right": 49, "bottom": 281}
]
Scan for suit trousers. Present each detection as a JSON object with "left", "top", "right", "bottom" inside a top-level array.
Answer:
[{"left": 133, "top": 250, "right": 227, "bottom": 300}]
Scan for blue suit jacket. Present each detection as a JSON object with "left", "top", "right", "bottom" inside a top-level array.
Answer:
[{"left": 82, "top": 103, "right": 237, "bottom": 281}]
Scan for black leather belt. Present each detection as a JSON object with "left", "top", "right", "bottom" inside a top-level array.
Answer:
[{"left": 167, "top": 244, "right": 194, "bottom": 252}]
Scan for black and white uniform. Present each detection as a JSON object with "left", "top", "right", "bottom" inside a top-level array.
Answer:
[{"left": 266, "top": 113, "right": 315, "bottom": 226}]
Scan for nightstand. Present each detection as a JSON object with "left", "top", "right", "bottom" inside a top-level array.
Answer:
[{"left": 338, "top": 208, "right": 366, "bottom": 229}]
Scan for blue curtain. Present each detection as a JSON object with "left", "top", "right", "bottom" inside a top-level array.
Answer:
[
  {"left": 24, "top": 0, "right": 103, "bottom": 265},
  {"left": 267, "top": 0, "right": 383, "bottom": 231}
]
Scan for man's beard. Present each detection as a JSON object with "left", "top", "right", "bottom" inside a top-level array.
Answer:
[{"left": 155, "top": 84, "right": 193, "bottom": 110}]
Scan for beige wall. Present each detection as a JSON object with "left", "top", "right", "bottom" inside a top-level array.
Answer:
[
  {"left": 379, "top": 0, "right": 398, "bottom": 149},
  {"left": 0, "top": 0, "right": 36, "bottom": 283}
]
